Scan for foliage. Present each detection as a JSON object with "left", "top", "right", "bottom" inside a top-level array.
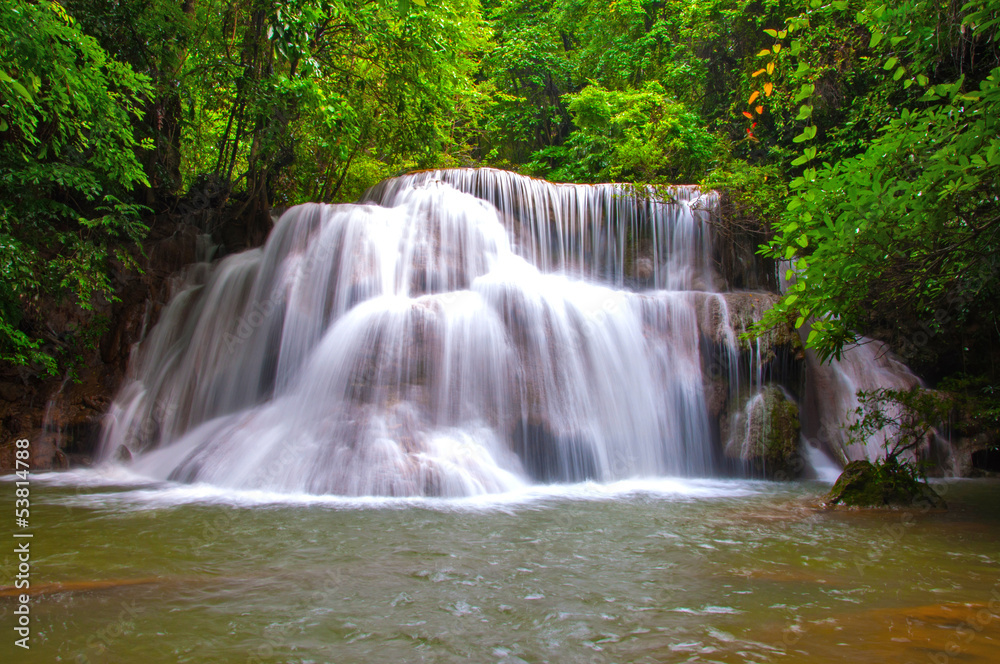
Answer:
[
  {"left": 527, "top": 82, "right": 718, "bottom": 183},
  {"left": 2, "top": 0, "right": 998, "bottom": 398},
  {"left": 1, "top": 0, "right": 151, "bottom": 373},
  {"left": 479, "top": 0, "right": 574, "bottom": 164},
  {"left": 938, "top": 374, "right": 1000, "bottom": 442},
  {"left": 835, "top": 386, "right": 954, "bottom": 505},
  {"left": 753, "top": 0, "right": 1000, "bottom": 365},
  {"left": 848, "top": 387, "right": 952, "bottom": 469},
  {"left": 826, "top": 457, "right": 945, "bottom": 507}
]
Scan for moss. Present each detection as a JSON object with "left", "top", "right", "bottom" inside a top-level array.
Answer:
[
  {"left": 762, "top": 388, "right": 800, "bottom": 476},
  {"left": 725, "top": 386, "right": 803, "bottom": 480},
  {"left": 827, "top": 460, "right": 946, "bottom": 508}
]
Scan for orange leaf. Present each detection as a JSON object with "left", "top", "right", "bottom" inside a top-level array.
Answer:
[
  {"left": 764, "top": 82, "right": 774, "bottom": 97},
  {"left": 751, "top": 68, "right": 766, "bottom": 78},
  {"left": 755, "top": 105, "right": 764, "bottom": 114},
  {"left": 766, "top": 62, "right": 775, "bottom": 75},
  {"left": 742, "top": 111, "right": 754, "bottom": 119},
  {"left": 748, "top": 91, "right": 760, "bottom": 105}
]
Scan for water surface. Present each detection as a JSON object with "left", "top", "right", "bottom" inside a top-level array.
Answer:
[{"left": 4, "top": 472, "right": 999, "bottom": 663}]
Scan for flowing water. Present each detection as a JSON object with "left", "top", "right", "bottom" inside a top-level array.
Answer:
[
  {"left": 15, "top": 168, "right": 988, "bottom": 660},
  {"left": 4, "top": 472, "right": 999, "bottom": 663},
  {"left": 98, "top": 170, "right": 761, "bottom": 495}
]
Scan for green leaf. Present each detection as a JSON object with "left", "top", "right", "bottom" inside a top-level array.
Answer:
[{"left": 8, "top": 79, "right": 32, "bottom": 102}]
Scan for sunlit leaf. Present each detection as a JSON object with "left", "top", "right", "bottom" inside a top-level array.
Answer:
[
  {"left": 748, "top": 91, "right": 760, "bottom": 104},
  {"left": 764, "top": 82, "right": 773, "bottom": 97}
]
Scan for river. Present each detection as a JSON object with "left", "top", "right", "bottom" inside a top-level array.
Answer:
[{"left": 4, "top": 472, "right": 999, "bottom": 663}]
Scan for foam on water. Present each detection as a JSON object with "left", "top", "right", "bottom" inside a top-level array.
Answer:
[{"left": 29, "top": 467, "right": 759, "bottom": 511}]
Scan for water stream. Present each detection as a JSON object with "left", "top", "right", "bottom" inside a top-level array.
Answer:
[
  {"left": 99, "top": 168, "right": 936, "bottom": 496},
  {"left": 4, "top": 472, "right": 998, "bottom": 663}
]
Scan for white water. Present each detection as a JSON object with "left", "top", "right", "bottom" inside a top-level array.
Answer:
[
  {"left": 99, "top": 171, "right": 743, "bottom": 495},
  {"left": 806, "top": 339, "right": 927, "bottom": 463},
  {"left": 99, "top": 169, "right": 938, "bottom": 496}
]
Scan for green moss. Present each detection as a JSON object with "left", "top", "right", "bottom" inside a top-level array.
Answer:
[
  {"left": 763, "top": 388, "right": 800, "bottom": 474},
  {"left": 827, "top": 460, "right": 946, "bottom": 508},
  {"left": 725, "top": 386, "right": 803, "bottom": 480}
]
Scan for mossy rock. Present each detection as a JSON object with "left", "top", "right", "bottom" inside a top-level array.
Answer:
[
  {"left": 725, "top": 386, "right": 803, "bottom": 480},
  {"left": 826, "top": 460, "right": 946, "bottom": 508}
]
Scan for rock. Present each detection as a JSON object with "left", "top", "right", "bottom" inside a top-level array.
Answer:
[
  {"left": 511, "top": 419, "right": 598, "bottom": 483},
  {"left": 0, "top": 381, "right": 20, "bottom": 403},
  {"left": 633, "top": 257, "right": 654, "bottom": 281},
  {"left": 826, "top": 459, "right": 946, "bottom": 508},
  {"left": 724, "top": 386, "right": 803, "bottom": 480}
]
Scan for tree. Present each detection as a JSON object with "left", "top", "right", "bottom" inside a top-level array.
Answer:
[
  {"left": 528, "top": 81, "right": 718, "bottom": 183},
  {"left": 754, "top": 0, "right": 1000, "bottom": 370},
  {"left": 1, "top": 0, "right": 151, "bottom": 373}
]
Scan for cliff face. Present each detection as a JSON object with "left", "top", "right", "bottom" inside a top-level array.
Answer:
[{"left": 0, "top": 192, "right": 269, "bottom": 471}]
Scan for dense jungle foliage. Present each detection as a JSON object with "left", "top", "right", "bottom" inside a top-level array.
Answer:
[{"left": 1, "top": 0, "right": 998, "bottom": 435}]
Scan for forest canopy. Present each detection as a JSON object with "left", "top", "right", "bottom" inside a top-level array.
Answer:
[{"left": 1, "top": 0, "right": 998, "bottom": 419}]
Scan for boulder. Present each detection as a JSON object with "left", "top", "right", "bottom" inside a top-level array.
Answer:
[
  {"left": 826, "top": 459, "right": 946, "bottom": 508},
  {"left": 724, "top": 386, "right": 802, "bottom": 479}
]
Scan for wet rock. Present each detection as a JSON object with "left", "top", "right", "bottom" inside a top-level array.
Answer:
[
  {"left": 826, "top": 459, "right": 946, "bottom": 508},
  {"left": 512, "top": 420, "right": 598, "bottom": 483},
  {"left": 724, "top": 386, "right": 802, "bottom": 480}
]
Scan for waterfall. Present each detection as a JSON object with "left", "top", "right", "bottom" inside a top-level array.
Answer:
[
  {"left": 803, "top": 339, "right": 948, "bottom": 467},
  {"left": 98, "top": 168, "right": 940, "bottom": 496}
]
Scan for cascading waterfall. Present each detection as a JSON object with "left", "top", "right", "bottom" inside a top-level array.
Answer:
[
  {"left": 804, "top": 340, "right": 949, "bottom": 466},
  {"left": 98, "top": 168, "right": 942, "bottom": 496}
]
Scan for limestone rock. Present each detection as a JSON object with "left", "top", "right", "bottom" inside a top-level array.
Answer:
[
  {"left": 826, "top": 459, "right": 946, "bottom": 508},
  {"left": 724, "top": 386, "right": 802, "bottom": 480}
]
